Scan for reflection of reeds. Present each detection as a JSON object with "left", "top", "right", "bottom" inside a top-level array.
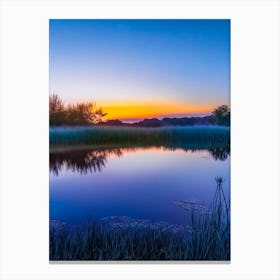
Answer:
[
  {"left": 49, "top": 126, "right": 230, "bottom": 175},
  {"left": 49, "top": 177, "right": 230, "bottom": 260},
  {"left": 50, "top": 146, "right": 230, "bottom": 176}
]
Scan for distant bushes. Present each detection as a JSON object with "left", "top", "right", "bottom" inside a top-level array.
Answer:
[
  {"left": 49, "top": 94, "right": 107, "bottom": 126},
  {"left": 50, "top": 94, "right": 230, "bottom": 127}
]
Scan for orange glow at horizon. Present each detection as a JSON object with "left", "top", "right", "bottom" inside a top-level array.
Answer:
[{"left": 100, "top": 100, "right": 216, "bottom": 120}]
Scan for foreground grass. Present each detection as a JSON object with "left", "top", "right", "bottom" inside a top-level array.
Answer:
[
  {"left": 50, "top": 223, "right": 189, "bottom": 261},
  {"left": 50, "top": 126, "right": 230, "bottom": 149},
  {"left": 49, "top": 177, "right": 230, "bottom": 261}
]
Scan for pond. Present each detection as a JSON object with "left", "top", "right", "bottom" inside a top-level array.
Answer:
[{"left": 49, "top": 146, "right": 230, "bottom": 227}]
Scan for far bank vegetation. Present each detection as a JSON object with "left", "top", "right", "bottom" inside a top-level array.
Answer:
[{"left": 49, "top": 94, "right": 230, "bottom": 127}]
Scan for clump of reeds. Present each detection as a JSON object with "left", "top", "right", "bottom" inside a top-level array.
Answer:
[{"left": 185, "top": 177, "right": 230, "bottom": 260}]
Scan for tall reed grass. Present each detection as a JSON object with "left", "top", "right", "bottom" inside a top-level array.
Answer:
[
  {"left": 50, "top": 126, "right": 230, "bottom": 148},
  {"left": 49, "top": 177, "right": 230, "bottom": 261},
  {"left": 186, "top": 177, "right": 230, "bottom": 260}
]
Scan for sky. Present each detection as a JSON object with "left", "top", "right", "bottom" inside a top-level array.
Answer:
[{"left": 49, "top": 19, "right": 230, "bottom": 121}]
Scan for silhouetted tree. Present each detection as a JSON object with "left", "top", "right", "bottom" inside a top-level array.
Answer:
[
  {"left": 49, "top": 94, "right": 107, "bottom": 126},
  {"left": 211, "top": 105, "right": 230, "bottom": 126},
  {"left": 49, "top": 94, "right": 67, "bottom": 125}
]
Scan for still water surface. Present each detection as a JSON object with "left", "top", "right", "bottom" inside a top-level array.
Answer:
[{"left": 49, "top": 147, "right": 230, "bottom": 226}]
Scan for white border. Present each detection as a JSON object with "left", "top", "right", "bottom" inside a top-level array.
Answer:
[{"left": 0, "top": 0, "right": 279, "bottom": 279}]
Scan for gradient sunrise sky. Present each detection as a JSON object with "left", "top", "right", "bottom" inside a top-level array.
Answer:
[{"left": 49, "top": 19, "right": 230, "bottom": 121}]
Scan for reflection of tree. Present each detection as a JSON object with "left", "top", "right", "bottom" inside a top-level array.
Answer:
[
  {"left": 208, "top": 146, "right": 230, "bottom": 161},
  {"left": 50, "top": 150, "right": 108, "bottom": 176},
  {"left": 50, "top": 145, "right": 230, "bottom": 176}
]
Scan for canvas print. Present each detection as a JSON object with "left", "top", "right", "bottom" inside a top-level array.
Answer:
[{"left": 49, "top": 19, "right": 230, "bottom": 261}]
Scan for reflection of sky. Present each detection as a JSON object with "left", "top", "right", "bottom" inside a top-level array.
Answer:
[
  {"left": 49, "top": 20, "right": 230, "bottom": 119},
  {"left": 50, "top": 148, "right": 230, "bottom": 225}
]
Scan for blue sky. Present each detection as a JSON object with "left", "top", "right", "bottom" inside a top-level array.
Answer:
[{"left": 49, "top": 19, "right": 230, "bottom": 119}]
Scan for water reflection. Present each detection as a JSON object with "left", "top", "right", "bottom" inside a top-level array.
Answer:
[
  {"left": 208, "top": 146, "right": 230, "bottom": 161},
  {"left": 50, "top": 146, "right": 230, "bottom": 176},
  {"left": 50, "top": 149, "right": 107, "bottom": 176}
]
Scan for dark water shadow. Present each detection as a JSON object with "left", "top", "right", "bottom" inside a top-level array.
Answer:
[{"left": 50, "top": 145, "right": 230, "bottom": 176}]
